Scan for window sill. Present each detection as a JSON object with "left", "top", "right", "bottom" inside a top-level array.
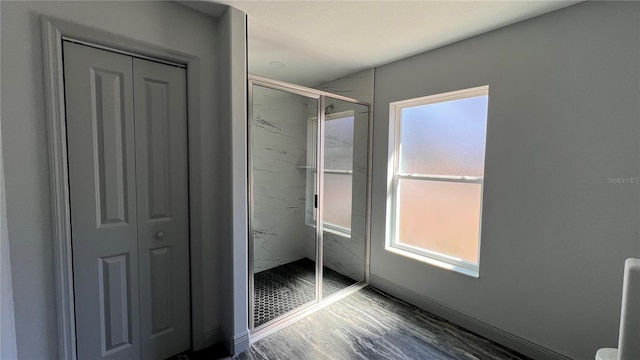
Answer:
[
  {"left": 305, "top": 223, "right": 351, "bottom": 239},
  {"left": 323, "top": 226, "right": 351, "bottom": 239},
  {"left": 385, "top": 245, "right": 479, "bottom": 278}
]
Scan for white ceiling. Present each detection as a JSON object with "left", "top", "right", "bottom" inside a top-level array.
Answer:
[{"left": 188, "top": 1, "right": 581, "bottom": 86}]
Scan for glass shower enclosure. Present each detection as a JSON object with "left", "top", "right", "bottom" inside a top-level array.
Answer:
[{"left": 248, "top": 75, "right": 371, "bottom": 332}]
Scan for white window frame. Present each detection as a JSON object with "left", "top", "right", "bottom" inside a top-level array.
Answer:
[
  {"left": 385, "top": 85, "right": 489, "bottom": 278},
  {"left": 306, "top": 110, "right": 355, "bottom": 238}
]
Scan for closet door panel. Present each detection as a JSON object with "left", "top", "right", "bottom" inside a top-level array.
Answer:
[
  {"left": 64, "top": 41, "right": 141, "bottom": 360},
  {"left": 133, "top": 58, "right": 190, "bottom": 360}
]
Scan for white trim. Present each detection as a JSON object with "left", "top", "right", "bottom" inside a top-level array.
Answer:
[
  {"left": 369, "top": 274, "right": 574, "bottom": 360},
  {"left": 323, "top": 223, "right": 351, "bottom": 238},
  {"left": 386, "top": 246, "right": 479, "bottom": 278},
  {"left": 42, "top": 17, "right": 77, "bottom": 360},
  {"left": 234, "top": 331, "right": 250, "bottom": 349},
  {"left": 62, "top": 37, "right": 186, "bottom": 69},
  {"left": 385, "top": 85, "right": 489, "bottom": 277},
  {"left": 389, "top": 85, "right": 489, "bottom": 108},
  {"left": 41, "top": 16, "right": 203, "bottom": 359},
  {"left": 228, "top": 330, "right": 250, "bottom": 355},
  {"left": 325, "top": 169, "right": 353, "bottom": 175},
  {"left": 306, "top": 222, "right": 352, "bottom": 238},
  {"left": 397, "top": 173, "right": 483, "bottom": 184},
  {"left": 221, "top": 326, "right": 250, "bottom": 356}
]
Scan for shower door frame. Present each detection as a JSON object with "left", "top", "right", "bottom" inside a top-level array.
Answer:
[{"left": 247, "top": 74, "right": 373, "bottom": 336}]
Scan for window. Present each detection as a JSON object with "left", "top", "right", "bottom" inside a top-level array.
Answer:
[
  {"left": 323, "top": 112, "right": 354, "bottom": 234},
  {"left": 306, "top": 111, "right": 355, "bottom": 236},
  {"left": 386, "top": 86, "right": 489, "bottom": 277}
]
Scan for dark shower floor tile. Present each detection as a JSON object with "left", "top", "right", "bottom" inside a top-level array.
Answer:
[{"left": 254, "top": 258, "right": 358, "bottom": 327}]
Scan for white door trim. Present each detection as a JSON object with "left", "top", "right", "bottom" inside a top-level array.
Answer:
[{"left": 41, "top": 16, "right": 202, "bottom": 360}]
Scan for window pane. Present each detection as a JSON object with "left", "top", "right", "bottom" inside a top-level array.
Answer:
[
  {"left": 324, "top": 115, "right": 354, "bottom": 171},
  {"left": 323, "top": 173, "right": 352, "bottom": 229},
  {"left": 399, "top": 96, "right": 488, "bottom": 176},
  {"left": 397, "top": 179, "right": 481, "bottom": 263}
]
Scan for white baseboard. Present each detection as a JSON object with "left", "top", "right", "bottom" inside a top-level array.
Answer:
[
  {"left": 369, "top": 274, "right": 574, "bottom": 360},
  {"left": 224, "top": 329, "right": 250, "bottom": 356}
]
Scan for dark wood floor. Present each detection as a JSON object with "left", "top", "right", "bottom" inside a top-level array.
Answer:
[{"left": 183, "top": 286, "right": 530, "bottom": 360}]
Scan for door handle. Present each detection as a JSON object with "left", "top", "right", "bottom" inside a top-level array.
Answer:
[{"left": 155, "top": 231, "right": 165, "bottom": 239}]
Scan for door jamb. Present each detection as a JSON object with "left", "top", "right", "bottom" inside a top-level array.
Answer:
[{"left": 41, "top": 16, "right": 202, "bottom": 360}]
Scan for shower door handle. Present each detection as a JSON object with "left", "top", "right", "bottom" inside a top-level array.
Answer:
[{"left": 314, "top": 194, "right": 318, "bottom": 209}]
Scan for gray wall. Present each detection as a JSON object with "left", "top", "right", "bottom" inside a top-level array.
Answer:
[
  {"left": 218, "top": 6, "right": 250, "bottom": 355},
  {"left": 0, "top": 1, "right": 237, "bottom": 357},
  {"left": 0, "top": 89, "right": 18, "bottom": 359},
  {"left": 370, "top": 2, "right": 640, "bottom": 359}
]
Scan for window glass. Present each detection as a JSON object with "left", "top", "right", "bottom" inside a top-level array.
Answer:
[
  {"left": 324, "top": 116, "right": 354, "bottom": 171},
  {"left": 323, "top": 173, "right": 352, "bottom": 229},
  {"left": 397, "top": 179, "right": 481, "bottom": 263},
  {"left": 399, "top": 96, "right": 487, "bottom": 177}
]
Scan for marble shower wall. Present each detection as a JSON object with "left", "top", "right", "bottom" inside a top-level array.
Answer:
[
  {"left": 308, "top": 69, "right": 374, "bottom": 282},
  {"left": 251, "top": 86, "right": 316, "bottom": 273}
]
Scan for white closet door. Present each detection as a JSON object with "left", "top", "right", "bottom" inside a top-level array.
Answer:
[
  {"left": 65, "top": 41, "right": 190, "bottom": 360},
  {"left": 132, "top": 58, "right": 190, "bottom": 360},
  {"left": 64, "top": 42, "right": 141, "bottom": 360}
]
